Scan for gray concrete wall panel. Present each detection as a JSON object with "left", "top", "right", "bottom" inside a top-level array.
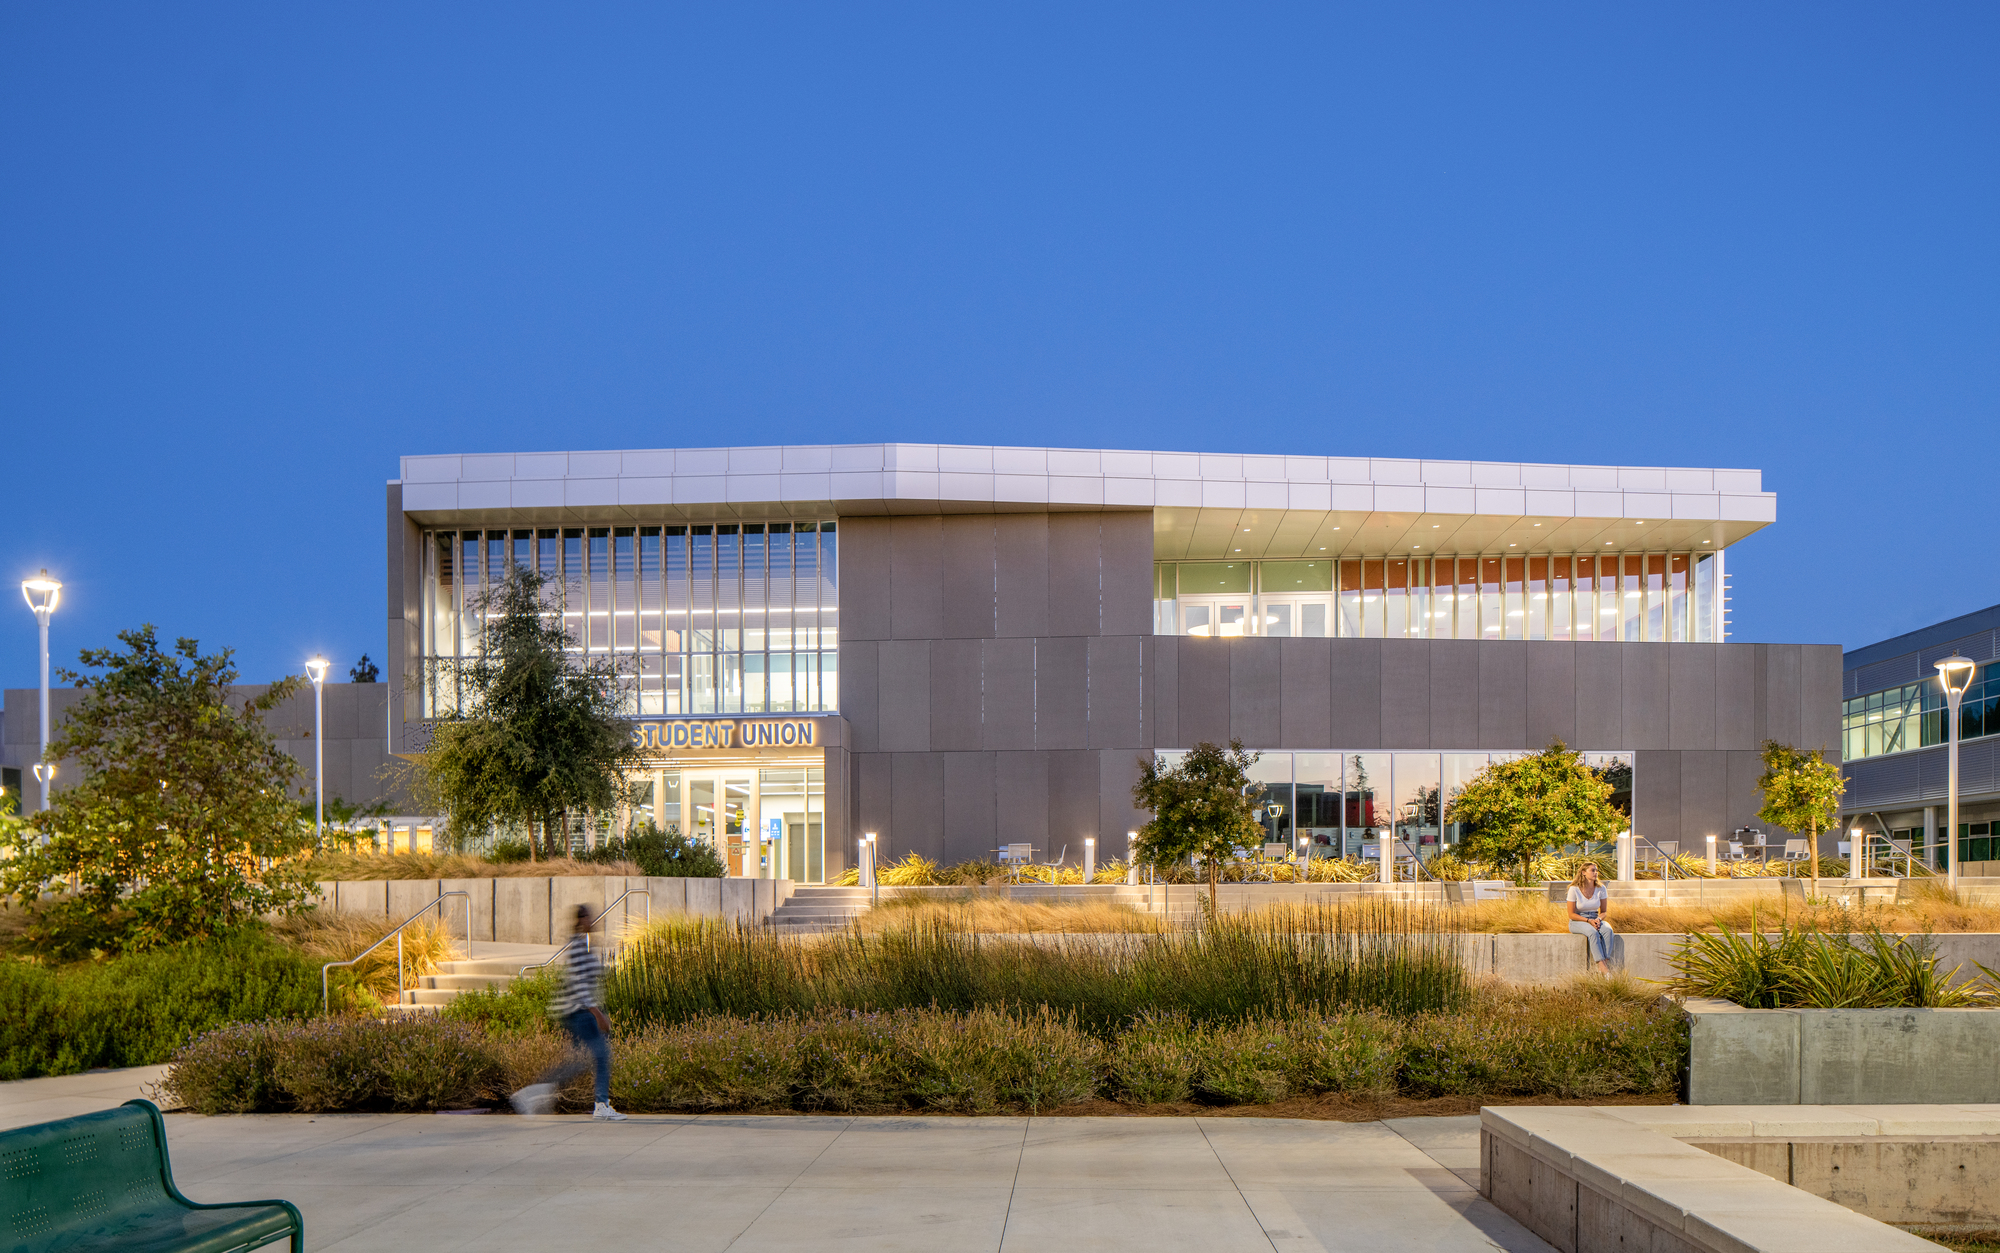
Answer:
[
  {"left": 1046, "top": 750, "right": 1101, "bottom": 859},
  {"left": 875, "top": 640, "right": 932, "bottom": 752},
  {"left": 1728, "top": 748, "right": 1781, "bottom": 839},
  {"left": 1478, "top": 643, "right": 1528, "bottom": 750},
  {"left": 1328, "top": 639, "right": 1382, "bottom": 749},
  {"left": 993, "top": 515, "right": 1050, "bottom": 638},
  {"left": 855, "top": 753, "right": 894, "bottom": 854},
  {"left": 1716, "top": 644, "right": 1758, "bottom": 749},
  {"left": 1761, "top": 644, "right": 1804, "bottom": 749},
  {"left": 837, "top": 516, "right": 892, "bottom": 643},
  {"left": 1633, "top": 750, "right": 1681, "bottom": 846},
  {"left": 1278, "top": 638, "right": 1332, "bottom": 749},
  {"left": 1428, "top": 641, "right": 1480, "bottom": 749},
  {"left": 889, "top": 516, "right": 944, "bottom": 641},
  {"left": 1801, "top": 644, "right": 1843, "bottom": 754},
  {"left": 822, "top": 742, "right": 852, "bottom": 875},
  {"left": 1100, "top": 746, "right": 1151, "bottom": 854},
  {"left": 1378, "top": 640, "right": 1430, "bottom": 750},
  {"left": 1176, "top": 640, "right": 1231, "bottom": 747},
  {"left": 1229, "top": 639, "right": 1283, "bottom": 747},
  {"left": 1678, "top": 750, "right": 1730, "bottom": 850},
  {"left": 928, "top": 638, "right": 984, "bottom": 751},
  {"left": 840, "top": 643, "right": 878, "bottom": 754},
  {"left": 1086, "top": 635, "right": 1145, "bottom": 750},
  {"left": 1621, "top": 645, "right": 1670, "bottom": 750},
  {"left": 942, "top": 751, "right": 997, "bottom": 864},
  {"left": 1035, "top": 636, "right": 1089, "bottom": 750},
  {"left": 1523, "top": 643, "right": 1576, "bottom": 748},
  {"left": 1046, "top": 515, "right": 1102, "bottom": 638},
  {"left": 1098, "top": 512, "right": 1154, "bottom": 636},
  {"left": 890, "top": 752, "right": 945, "bottom": 862},
  {"left": 995, "top": 751, "right": 1050, "bottom": 847},
  {"left": 1573, "top": 644, "right": 1623, "bottom": 748},
  {"left": 940, "top": 516, "right": 997, "bottom": 640},
  {"left": 980, "top": 637, "right": 1037, "bottom": 750},
  {"left": 1669, "top": 646, "right": 1717, "bottom": 750},
  {"left": 1152, "top": 637, "right": 1180, "bottom": 747}
]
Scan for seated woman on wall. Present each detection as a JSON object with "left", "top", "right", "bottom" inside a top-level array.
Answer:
[{"left": 1567, "top": 862, "right": 1615, "bottom": 975}]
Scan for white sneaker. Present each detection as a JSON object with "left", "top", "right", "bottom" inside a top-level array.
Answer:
[
  {"left": 510, "top": 1085, "right": 554, "bottom": 1116},
  {"left": 593, "top": 1103, "right": 628, "bottom": 1121}
]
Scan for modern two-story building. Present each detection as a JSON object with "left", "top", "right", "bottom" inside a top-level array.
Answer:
[{"left": 388, "top": 444, "right": 1840, "bottom": 880}]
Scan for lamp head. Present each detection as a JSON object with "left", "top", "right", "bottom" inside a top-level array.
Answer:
[
  {"left": 863, "top": 832, "right": 876, "bottom": 843},
  {"left": 305, "top": 656, "right": 331, "bottom": 685},
  {"left": 20, "top": 570, "right": 61, "bottom": 615},
  {"left": 1936, "top": 654, "right": 1977, "bottom": 699}
]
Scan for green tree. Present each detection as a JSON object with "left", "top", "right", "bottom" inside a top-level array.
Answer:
[
  {"left": 0, "top": 627, "right": 317, "bottom": 953},
  {"left": 1755, "top": 740, "right": 1845, "bottom": 851},
  {"left": 1445, "top": 740, "right": 1626, "bottom": 881},
  {"left": 421, "top": 566, "right": 639, "bottom": 857},
  {"left": 1131, "top": 739, "right": 1264, "bottom": 913}
]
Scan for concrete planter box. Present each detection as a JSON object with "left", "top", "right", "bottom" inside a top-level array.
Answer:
[
  {"left": 1685, "top": 996, "right": 2000, "bottom": 1104},
  {"left": 319, "top": 875, "right": 792, "bottom": 945}
]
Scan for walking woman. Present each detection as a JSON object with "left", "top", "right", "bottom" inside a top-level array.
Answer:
[
  {"left": 511, "top": 904, "right": 627, "bottom": 1120},
  {"left": 1567, "top": 862, "right": 1616, "bottom": 975}
]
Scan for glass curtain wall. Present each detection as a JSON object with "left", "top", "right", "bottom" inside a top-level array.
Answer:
[
  {"left": 1156, "top": 552, "right": 1720, "bottom": 643},
  {"left": 420, "top": 521, "right": 838, "bottom": 718},
  {"left": 1843, "top": 662, "right": 2000, "bottom": 761}
]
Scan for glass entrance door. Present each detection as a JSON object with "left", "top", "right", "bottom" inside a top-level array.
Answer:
[{"left": 683, "top": 773, "right": 754, "bottom": 874}]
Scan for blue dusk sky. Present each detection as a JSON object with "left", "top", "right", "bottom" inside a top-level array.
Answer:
[{"left": 2, "top": 3, "right": 1995, "bottom": 692}]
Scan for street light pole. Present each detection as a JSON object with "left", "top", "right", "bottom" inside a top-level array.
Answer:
[
  {"left": 305, "top": 656, "right": 331, "bottom": 847},
  {"left": 1935, "top": 654, "right": 1977, "bottom": 893},
  {"left": 20, "top": 571, "right": 62, "bottom": 813}
]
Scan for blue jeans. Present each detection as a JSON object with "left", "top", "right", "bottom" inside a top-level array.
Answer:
[
  {"left": 542, "top": 1009, "right": 612, "bottom": 1105},
  {"left": 1571, "top": 919, "right": 1615, "bottom": 965}
]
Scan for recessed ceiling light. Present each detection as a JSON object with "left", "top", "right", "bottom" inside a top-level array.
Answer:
[
  {"left": 1532, "top": 523, "right": 1541, "bottom": 527},
  {"left": 1702, "top": 540, "right": 1710, "bottom": 544},
  {"left": 1508, "top": 543, "right": 1516, "bottom": 547},
  {"left": 1431, "top": 525, "right": 1439, "bottom": 528},
  {"left": 1605, "top": 542, "right": 1613, "bottom": 546}
]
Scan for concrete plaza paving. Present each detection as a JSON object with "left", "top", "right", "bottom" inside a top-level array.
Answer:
[{"left": 2, "top": 1067, "right": 1552, "bottom": 1251}]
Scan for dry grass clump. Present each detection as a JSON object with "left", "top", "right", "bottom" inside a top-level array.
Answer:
[
  {"left": 301, "top": 850, "right": 640, "bottom": 881},
  {"left": 855, "top": 895, "right": 1166, "bottom": 934},
  {"left": 269, "top": 911, "right": 461, "bottom": 1003}
]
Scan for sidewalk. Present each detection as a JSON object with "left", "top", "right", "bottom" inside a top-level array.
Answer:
[
  {"left": 1, "top": 1066, "right": 1551, "bottom": 1251},
  {"left": 0, "top": 1063, "right": 168, "bottom": 1131}
]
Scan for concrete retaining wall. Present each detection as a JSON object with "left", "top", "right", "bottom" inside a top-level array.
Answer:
[
  {"left": 1685, "top": 995, "right": 2000, "bottom": 1105},
  {"left": 312, "top": 876, "right": 795, "bottom": 942}
]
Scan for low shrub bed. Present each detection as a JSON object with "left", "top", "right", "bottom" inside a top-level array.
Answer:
[
  {"left": 161, "top": 980, "right": 1685, "bottom": 1114},
  {"left": 0, "top": 933, "right": 364, "bottom": 1080}
]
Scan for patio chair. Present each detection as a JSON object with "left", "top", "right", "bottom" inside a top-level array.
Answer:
[
  {"left": 996, "top": 843, "right": 1036, "bottom": 882},
  {"left": 1035, "top": 845, "right": 1068, "bottom": 880},
  {"left": 1725, "top": 841, "right": 1747, "bottom": 862},
  {"left": 1781, "top": 839, "right": 1810, "bottom": 863}
]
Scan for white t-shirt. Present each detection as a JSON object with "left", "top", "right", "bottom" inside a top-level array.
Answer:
[{"left": 1568, "top": 884, "right": 1606, "bottom": 918}]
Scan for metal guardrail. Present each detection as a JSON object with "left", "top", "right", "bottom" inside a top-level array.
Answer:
[
  {"left": 321, "top": 890, "right": 472, "bottom": 1013},
  {"left": 517, "top": 889, "right": 653, "bottom": 977}
]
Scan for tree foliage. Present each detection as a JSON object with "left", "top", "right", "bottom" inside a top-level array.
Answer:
[
  {"left": 1445, "top": 740, "right": 1626, "bottom": 879},
  {"left": 421, "top": 566, "right": 639, "bottom": 856},
  {"left": 1131, "top": 739, "right": 1264, "bottom": 912},
  {"left": 0, "top": 627, "right": 316, "bottom": 954},
  {"left": 1754, "top": 740, "right": 1845, "bottom": 844}
]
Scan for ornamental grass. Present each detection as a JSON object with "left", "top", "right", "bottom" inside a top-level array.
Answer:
[{"left": 162, "top": 977, "right": 1681, "bottom": 1115}]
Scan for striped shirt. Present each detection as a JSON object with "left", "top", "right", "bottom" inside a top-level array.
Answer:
[{"left": 548, "top": 935, "right": 603, "bottom": 1018}]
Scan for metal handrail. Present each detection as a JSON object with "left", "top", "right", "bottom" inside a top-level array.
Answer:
[
  {"left": 1632, "top": 833, "right": 1678, "bottom": 879},
  {"left": 518, "top": 889, "right": 652, "bottom": 976},
  {"left": 321, "top": 890, "right": 472, "bottom": 1013}
]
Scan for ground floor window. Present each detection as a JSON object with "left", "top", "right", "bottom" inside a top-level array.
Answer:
[
  {"left": 636, "top": 760, "right": 825, "bottom": 881},
  {"left": 1155, "top": 748, "right": 1634, "bottom": 863}
]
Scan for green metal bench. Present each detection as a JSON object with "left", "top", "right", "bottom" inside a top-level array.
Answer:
[{"left": 1, "top": 1098, "right": 302, "bottom": 1253}]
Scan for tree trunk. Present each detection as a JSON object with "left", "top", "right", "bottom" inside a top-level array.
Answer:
[
  {"left": 1208, "top": 858, "right": 1220, "bottom": 916},
  {"left": 528, "top": 819, "right": 537, "bottom": 862}
]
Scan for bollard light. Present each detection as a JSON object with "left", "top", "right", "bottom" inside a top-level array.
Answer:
[
  {"left": 1849, "top": 826, "right": 1865, "bottom": 880},
  {"left": 862, "top": 832, "right": 878, "bottom": 904},
  {"left": 1126, "top": 830, "right": 1139, "bottom": 885},
  {"left": 1706, "top": 833, "right": 1717, "bottom": 875},
  {"left": 1083, "top": 836, "right": 1095, "bottom": 883}
]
